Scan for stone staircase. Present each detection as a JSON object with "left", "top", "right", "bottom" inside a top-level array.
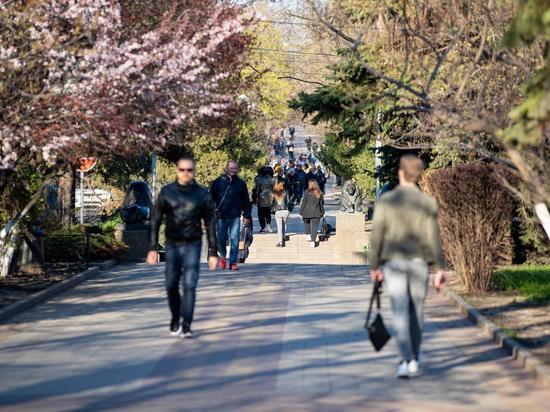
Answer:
[{"left": 246, "top": 232, "right": 339, "bottom": 265}]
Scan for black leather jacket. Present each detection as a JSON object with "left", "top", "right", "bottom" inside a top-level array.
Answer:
[{"left": 148, "top": 181, "right": 218, "bottom": 257}]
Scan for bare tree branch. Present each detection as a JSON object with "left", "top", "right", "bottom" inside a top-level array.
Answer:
[{"left": 277, "top": 76, "right": 326, "bottom": 86}]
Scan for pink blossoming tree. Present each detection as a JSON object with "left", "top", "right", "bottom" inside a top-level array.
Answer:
[{"left": 0, "top": 0, "right": 254, "bottom": 273}]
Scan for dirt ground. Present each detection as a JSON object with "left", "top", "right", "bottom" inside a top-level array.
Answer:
[
  {"left": 0, "top": 263, "right": 87, "bottom": 310},
  {"left": 447, "top": 274, "right": 550, "bottom": 365}
]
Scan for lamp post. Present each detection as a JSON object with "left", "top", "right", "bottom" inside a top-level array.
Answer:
[
  {"left": 375, "top": 110, "right": 382, "bottom": 202},
  {"left": 151, "top": 152, "right": 157, "bottom": 203}
]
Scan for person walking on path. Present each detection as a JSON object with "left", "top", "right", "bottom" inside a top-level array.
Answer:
[
  {"left": 299, "top": 180, "right": 325, "bottom": 248},
  {"left": 210, "top": 160, "right": 252, "bottom": 271},
  {"left": 314, "top": 165, "right": 327, "bottom": 194},
  {"left": 369, "top": 155, "right": 447, "bottom": 379},
  {"left": 147, "top": 155, "right": 218, "bottom": 339},
  {"left": 252, "top": 167, "right": 274, "bottom": 233},
  {"left": 271, "top": 180, "right": 291, "bottom": 248},
  {"left": 295, "top": 164, "right": 307, "bottom": 203}
]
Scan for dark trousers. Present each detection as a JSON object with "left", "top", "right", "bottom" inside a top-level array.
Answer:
[
  {"left": 164, "top": 240, "right": 201, "bottom": 328},
  {"left": 258, "top": 206, "right": 272, "bottom": 229},
  {"left": 303, "top": 217, "right": 321, "bottom": 242}
]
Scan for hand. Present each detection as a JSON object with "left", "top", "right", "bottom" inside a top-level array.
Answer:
[
  {"left": 434, "top": 269, "right": 446, "bottom": 292},
  {"left": 208, "top": 256, "right": 219, "bottom": 271},
  {"left": 370, "top": 268, "right": 384, "bottom": 283},
  {"left": 146, "top": 250, "right": 158, "bottom": 265}
]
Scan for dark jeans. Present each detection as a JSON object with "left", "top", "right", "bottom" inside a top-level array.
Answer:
[
  {"left": 217, "top": 217, "right": 240, "bottom": 264},
  {"left": 258, "top": 206, "right": 272, "bottom": 230},
  {"left": 303, "top": 217, "right": 320, "bottom": 242},
  {"left": 165, "top": 240, "right": 201, "bottom": 328}
]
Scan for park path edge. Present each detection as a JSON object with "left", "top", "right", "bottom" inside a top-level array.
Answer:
[{"left": 441, "top": 286, "right": 550, "bottom": 390}]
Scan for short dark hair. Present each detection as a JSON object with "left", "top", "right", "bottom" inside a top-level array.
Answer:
[{"left": 175, "top": 154, "right": 195, "bottom": 165}]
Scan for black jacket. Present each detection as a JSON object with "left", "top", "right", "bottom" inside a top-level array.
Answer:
[
  {"left": 252, "top": 175, "right": 274, "bottom": 208},
  {"left": 210, "top": 174, "right": 252, "bottom": 220},
  {"left": 271, "top": 191, "right": 290, "bottom": 212},
  {"left": 300, "top": 191, "right": 325, "bottom": 219},
  {"left": 148, "top": 181, "right": 217, "bottom": 257}
]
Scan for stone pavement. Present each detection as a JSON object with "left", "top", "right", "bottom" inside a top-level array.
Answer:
[{"left": 0, "top": 262, "right": 548, "bottom": 411}]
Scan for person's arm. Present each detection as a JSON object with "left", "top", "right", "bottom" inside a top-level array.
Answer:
[
  {"left": 210, "top": 178, "right": 219, "bottom": 206},
  {"left": 202, "top": 192, "right": 219, "bottom": 258},
  {"left": 148, "top": 189, "right": 165, "bottom": 252},
  {"left": 368, "top": 202, "right": 386, "bottom": 270},
  {"left": 320, "top": 195, "right": 325, "bottom": 216},
  {"left": 241, "top": 181, "right": 252, "bottom": 220},
  {"left": 299, "top": 193, "right": 307, "bottom": 216},
  {"left": 430, "top": 202, "right": 446, "bottom": 270}
]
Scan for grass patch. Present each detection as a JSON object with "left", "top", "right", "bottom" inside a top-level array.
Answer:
[{"left": 492, "top": 265, "right": 550, "bottom": 302}]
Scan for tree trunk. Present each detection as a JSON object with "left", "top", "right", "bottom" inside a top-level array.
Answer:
[{"left": 58, "top": 168, "right": 76, "bottom": 227}]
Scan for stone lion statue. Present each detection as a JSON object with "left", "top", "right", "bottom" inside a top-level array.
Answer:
[{"left": 340, "top": 180, "right": 363, "bottom": 213}]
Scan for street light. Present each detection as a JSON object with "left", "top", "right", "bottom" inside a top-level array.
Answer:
[{"left": 375, "top": 111, "right": 382, "bottom": 202}]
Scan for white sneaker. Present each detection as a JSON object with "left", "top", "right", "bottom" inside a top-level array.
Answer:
[
  {"left": 310, "top": 241, "right": 316, "bottom": 248},
  {"left": 306, "top": 235, "right": 312, "bottom": 241},
  {"left": 170, "top": 325, "right": 183, "bottom": 337},
  {"left": 396, "top": 361, "right": 409, "bottom": 379},
  {"left": 267, "top": 225, "right": 274, "bottom": 233},
  {"left": 408, "top": 359, "right": 419, "bottom": 377}
]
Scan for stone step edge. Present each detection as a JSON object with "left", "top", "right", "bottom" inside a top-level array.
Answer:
[
  {"left": 0, "top": 259, "right": 118, "bottom": 324},
  {"left": 442, "top": 285, "right": 550, "bottom": 390}
]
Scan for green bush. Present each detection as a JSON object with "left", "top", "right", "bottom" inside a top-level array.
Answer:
[{"left": 492, "top": 265, "right": 550, "bottom": 302}]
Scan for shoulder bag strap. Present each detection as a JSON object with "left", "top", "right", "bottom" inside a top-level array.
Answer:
[
  {"left": 365, "top": 280, "right": 380, "bottom": 325},
  {"left": 215, "top": 178, "right": 232, "bottom": 213}
]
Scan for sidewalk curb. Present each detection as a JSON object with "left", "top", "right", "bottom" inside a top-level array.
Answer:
[
  {"left": 0, "top": 259, "right": 117, "bottom": 323},
  {"left": 442, "top": 287, "right": 550, "bottom": 390}
]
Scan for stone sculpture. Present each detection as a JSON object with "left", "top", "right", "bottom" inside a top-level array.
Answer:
[
  {"left": 340, "top": 180, "right": 363, "bottom": 213},
  {"left": 120, "top": 181, "right": 153, "bottom": 224}
]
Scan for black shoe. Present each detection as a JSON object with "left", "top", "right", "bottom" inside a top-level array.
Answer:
[
  {"left": 276, "top": 242, "right": 285, "bottom": 247},
  {"left": 259, "top": 229, "right": 266, "bottom": 233},
  {"left": 170, "top": 318, "right": 182, "bottom": 336},
  {"left": 180, "top": 324, "right": 194, "bottom": 339}
]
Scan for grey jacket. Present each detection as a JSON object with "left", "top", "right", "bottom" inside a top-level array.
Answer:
[
  {"left": 299, "top": 191, "right": 325, "bottom": 218},
  {"left": 368, "top": 185, "right": 445, "bottom": 269}
]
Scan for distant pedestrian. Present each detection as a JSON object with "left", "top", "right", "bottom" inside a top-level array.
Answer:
[
  {"left": 286, "top": 168, "right": 298, "bottom": 202},
  {"left": 210, "top": 160, "right": 252, "bottom": 271},
  {"left": 295, "top": 164, "right": 307, "bottom": 202},
  {"left": 299, "top": 180, "right": 325, "bottom": 248},
  {"left": 306, "top": 166, "right": 316, "bottom": 185},
  {"left": 271, "top": 180, "right": 291, "bottom": 248},
  {"left": 314, "top": 165, "right": 327, "bottom": 193},
  {"left": 252, "top": 167, "right": 275, "bottom": 233},
  {"left": 369, "top": 155, "right": 446, "bottom": 379},
  {"left": 147, "top": 155, "right": 218, "bottom": 339}
]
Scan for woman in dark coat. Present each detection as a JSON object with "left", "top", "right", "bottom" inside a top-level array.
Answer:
[{"left": 299, "top": 179, "right": 325, "bottom": 248}]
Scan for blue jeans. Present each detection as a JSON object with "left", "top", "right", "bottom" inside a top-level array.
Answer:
[
  {"left": 382, "top": 258, "right": 429, "bottom": 362},
  {"left": 164, "top": 240, "right": 201, "bottom": 328},
  {"left": 216, "top": 217, "right": 240, "bottom": 264}
]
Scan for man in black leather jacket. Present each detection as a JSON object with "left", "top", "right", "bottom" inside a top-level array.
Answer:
[
  {"left": 147, "top": 155, "right": 218, "bottom": 339},
  {"left": 210, "top": 160, "right": 252, "bottom": 271}
]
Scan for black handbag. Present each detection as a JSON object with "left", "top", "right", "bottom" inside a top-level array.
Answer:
[{"left": 364, "top": 281, "right": 391, "bottom": 351}]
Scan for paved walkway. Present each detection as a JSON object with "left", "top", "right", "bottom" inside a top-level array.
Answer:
[{"left": 0, "top": 262, "right": 548, "bottom": 411}]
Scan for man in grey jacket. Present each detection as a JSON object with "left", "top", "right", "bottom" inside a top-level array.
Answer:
[{"left": 369, "top": 155, "right": 446, "bottom": 379}]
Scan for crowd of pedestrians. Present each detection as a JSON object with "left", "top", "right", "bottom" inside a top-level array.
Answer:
[{"left": 145, "top": 127, "right": 447, "bottom": 381}]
